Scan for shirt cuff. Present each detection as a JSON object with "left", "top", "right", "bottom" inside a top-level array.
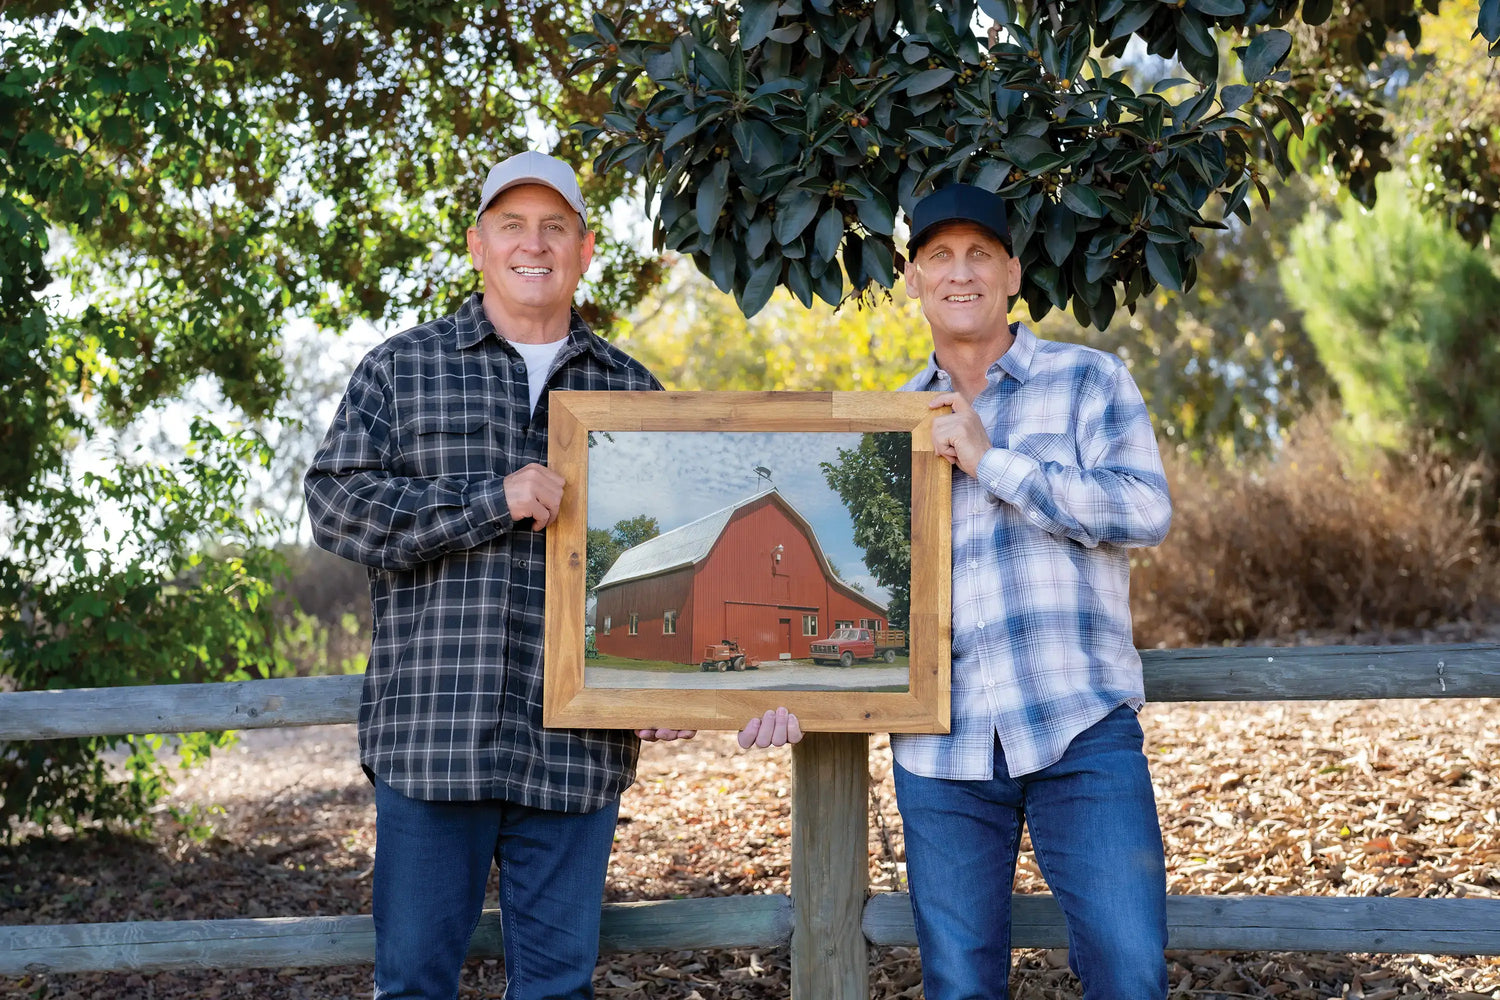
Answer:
[
  {"left": 976, "top": 447, "right": 1038, "bottom": 505},
  {"left": 467, "top": 477, "right": 515, "bottom": 535}
]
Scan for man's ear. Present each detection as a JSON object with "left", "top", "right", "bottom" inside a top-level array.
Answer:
[
  {"left": 579, "top": 230, "right": 596, "bottom": 272},
  {"left": 904, "top": 257, "right": 922, "bottom": 301},
  {"left": 1004, "top": 254, "right": 1022, "bottom": 297},
  {"left": 466, "top": 225, "right": 484, "bottom": 272}
]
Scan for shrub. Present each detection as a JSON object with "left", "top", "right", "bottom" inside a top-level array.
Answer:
[
  {"left": 1132, "top": 413, "right": 1497, "bottom": 647},
  {"left": 271, "top": 545, "right": 371, "bottom": 677}
]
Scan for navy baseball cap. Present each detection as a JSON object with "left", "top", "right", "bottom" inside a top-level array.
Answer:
[{"left": 907, "top": 183, "right": 1012, "bottom": 255}]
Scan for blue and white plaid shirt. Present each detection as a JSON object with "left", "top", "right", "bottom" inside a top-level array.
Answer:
[{"left": 891, "top": 323, "right": 1171, "bottom": 779}]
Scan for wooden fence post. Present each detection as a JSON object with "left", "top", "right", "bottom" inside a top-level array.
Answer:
[{"left": 791, "top": 732, "right": 869, "bottom": 1000}]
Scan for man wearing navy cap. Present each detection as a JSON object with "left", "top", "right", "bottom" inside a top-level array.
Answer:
[
  {"left": 893, "top": 183, "right": 1174, "bottom": 999},
  {"left": 305, "top": 150, "right": 711, "bottom": 999}
]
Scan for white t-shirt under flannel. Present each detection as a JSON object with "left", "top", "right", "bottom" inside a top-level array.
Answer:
[{"left": 891, "top": 323, "right": 1172, "bottom": 780}]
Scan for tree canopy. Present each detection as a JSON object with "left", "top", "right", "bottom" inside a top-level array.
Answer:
[
  {"left": 574, "top": 0, "right": 1500, "bottom": 326},
  {"left": 0, "top": 0, "right": 683, "bottom": 833}
]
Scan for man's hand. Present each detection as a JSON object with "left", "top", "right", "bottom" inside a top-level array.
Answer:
[
  {"left": 929, "top": 393, "right": 991, "bottom": 477},
  {"left": 503, "top": 463, "right": 564, "bottom": 529},
  {"left": 738, "top": 707, "right": 803, "bottom": 750},
  {"left": 636, "top": 727, "right": 697, "bottom": 742}
]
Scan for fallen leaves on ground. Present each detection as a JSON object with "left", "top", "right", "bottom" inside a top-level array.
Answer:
[{"left": 3, "top": 695, "right": 1499, "bottom": 999}]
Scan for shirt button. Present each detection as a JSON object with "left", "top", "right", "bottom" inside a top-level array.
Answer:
[
  {"left": 976, "top": 621, "right": 985, "bottom": 629},
  {"left": 514, "top": 362, "right": 527, "bottom": 375},
  {"left": 968, "top": 559, "right": 978, "bottom": 569}
]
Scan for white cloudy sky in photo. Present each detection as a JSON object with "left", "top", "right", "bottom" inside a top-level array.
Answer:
[{"left": 588, "top": 431, "right": 902, "bottom": 604}]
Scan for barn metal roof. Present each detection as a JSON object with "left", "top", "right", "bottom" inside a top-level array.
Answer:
[
  {"left": 593, "top": 488, "right": 887, "bottom": 615},
  {"left": 595, "top": 502, "right": 737, "bottom": 589}
]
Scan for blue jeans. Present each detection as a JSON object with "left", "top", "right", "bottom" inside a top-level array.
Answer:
[
  {"left": 893, "top": 705, "right": 1168, "bottom": 1000},
  {"left": 372, "top": 777, "right": 620, "bottom": 1000}
]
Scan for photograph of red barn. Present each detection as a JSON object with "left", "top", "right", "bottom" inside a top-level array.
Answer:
[{"left": 593, "top": 489, "right": 889, "bottom": 665}]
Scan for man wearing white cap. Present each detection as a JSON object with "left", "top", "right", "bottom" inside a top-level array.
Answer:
[{"left": 305, "top": 151, "right": 705, "bottom": 999}]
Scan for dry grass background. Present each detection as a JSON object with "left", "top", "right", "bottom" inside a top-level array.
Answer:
[
  {"left": 1134, "top": 417, "right": 1497, "bottom": 648},
  {"left": 3, "top": 426, "right": 1499, "bottom": 999}
]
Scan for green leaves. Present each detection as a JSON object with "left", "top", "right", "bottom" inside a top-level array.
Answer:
[
  {"left": 739, "top": 0, "right": 779, "bottom": 48},
  {"left": 814, "top": 208, "right": 844, "bottom": 263},
  {"left": 573, "top": 0, "right": 1499, "bottom": 326},
  {"left": 1187, "top": 0, "right": 1244, "bottom": 14},
  {"left": 904, "top": 68, "right": 957, "bottom": 96},
  {"left": 1145, "top": 241, "right": 1185, "bottom": 292},
  {"left": 696, "top": 160, "right": 731, "bottom": 235},
  {"left": 739, "top": 256, "right": 782, "bottom": 317},
  {"left": 1060, "top": 184, "right": 1107, "bottom": 219},
  {"left": 773, "top": 185, "right": 822, "bottom": 244},
  {"left": 1480, "top": 0, "right": 1500, "bottom": 42},
  {"left": 1221, "top": 84, "right": 1253, "bottom": 112},
  {"left": 1242, "top": 29, "right": 1292, "bottom": 83}
]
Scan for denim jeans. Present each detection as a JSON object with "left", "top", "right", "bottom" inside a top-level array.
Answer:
[
  {"left": 893, "top": 705, "right": 1168, "bottom": 1000},
  {"left": 372, "top": 777, "right": 620, "bottom": 1000}
]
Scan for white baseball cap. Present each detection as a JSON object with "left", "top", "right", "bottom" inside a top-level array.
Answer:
[{"left": 474, "top": 151, "right": 588, "bottom": 227}]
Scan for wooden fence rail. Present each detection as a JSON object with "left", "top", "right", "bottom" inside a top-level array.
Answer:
[{"left": 3, "top": 642, "right": 1499, "bottom": 996}]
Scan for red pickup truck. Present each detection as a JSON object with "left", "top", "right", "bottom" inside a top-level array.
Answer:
[{"left": 808, "top": 628, "right": 907, "bottom": 667}]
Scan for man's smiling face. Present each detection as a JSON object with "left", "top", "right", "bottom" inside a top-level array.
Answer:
[
  {"left": 466, "top": 183, "right": 594, "bottom": 334},
  {"left": 904, "top": 222, "right": 1021, "bottom": 349}
]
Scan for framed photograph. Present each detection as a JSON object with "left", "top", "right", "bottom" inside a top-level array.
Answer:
[{"left": 543, "top": 391, "right": 951, "bottom": 733}]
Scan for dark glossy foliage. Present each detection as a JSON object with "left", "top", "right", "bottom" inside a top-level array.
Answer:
[{"left": 573, "top": 0, "right": 1498, "bottom": 324}]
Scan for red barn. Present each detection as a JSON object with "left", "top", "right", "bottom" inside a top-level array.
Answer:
[{"left": 593, "top": 489, "right": 889, "bottom": 664}]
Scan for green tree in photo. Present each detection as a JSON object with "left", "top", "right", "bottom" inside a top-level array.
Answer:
[
  {"left": 586, "top": 515, "right": 663, "bottom": 592},
  {"left": 821, "top": 433, "right": 912, "bottom": 629}
]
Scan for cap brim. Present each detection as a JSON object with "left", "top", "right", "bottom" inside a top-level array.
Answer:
[{"left": 908, "top": 220, "right": 1012, "bottom": 254}]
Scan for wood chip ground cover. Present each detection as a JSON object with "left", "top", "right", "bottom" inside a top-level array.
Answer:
[{"left": 3, "top": 697, "right": 1498, "bottom": 999}]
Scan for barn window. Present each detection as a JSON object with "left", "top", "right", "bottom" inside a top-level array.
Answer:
[
  {"left": 663, "top": 610, "right": 677, "bottom": 635},
  {"left": 835, "top": 619, "right": 853, "bottom": 630},
  {"left": 628, "top": 613, "right": 639, "bottom": 635},
  {"left": 602, "top": 616, "right": 611, "bottom": 635},
  {"left": 861, "top": 618, "right": 876, "bottom": 630},
  {"left": 803, "top": 614, "right": 818, "bottom": 636}
]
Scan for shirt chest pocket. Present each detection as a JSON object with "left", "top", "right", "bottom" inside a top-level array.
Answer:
[
  {"left": 1006, "top": 423, "right": 1078, "bottom": 468},
  {"left": 397, "top": 411, "right": 497, "bottom": 480}
]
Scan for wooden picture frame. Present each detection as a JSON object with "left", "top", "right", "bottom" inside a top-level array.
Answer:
[{"left": 543, "top": 390, "right": 951, "bottom": 733}]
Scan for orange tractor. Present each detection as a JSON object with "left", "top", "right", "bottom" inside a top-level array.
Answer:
[{"left": 699, "top": 638, "right": 760, "bottom": 672}]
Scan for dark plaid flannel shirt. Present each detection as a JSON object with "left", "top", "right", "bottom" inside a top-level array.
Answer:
[{"left": 305, "top": 292, "right": 661, "bottom": 812}]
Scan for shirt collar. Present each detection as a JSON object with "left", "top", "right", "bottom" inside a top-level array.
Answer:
[
  {"left": 998, "top": 322, "right": 1038, "bottom": 384},
  {"left": 453, "top": 292, "right": 618, "bottom": 369},
  {"left": 912, "top": 321, "right": 1038, "bottom": 389}
]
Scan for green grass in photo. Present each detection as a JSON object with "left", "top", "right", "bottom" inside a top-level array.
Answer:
[{"left": 588, "top": 654, "right": 702, "bottom": 673}]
